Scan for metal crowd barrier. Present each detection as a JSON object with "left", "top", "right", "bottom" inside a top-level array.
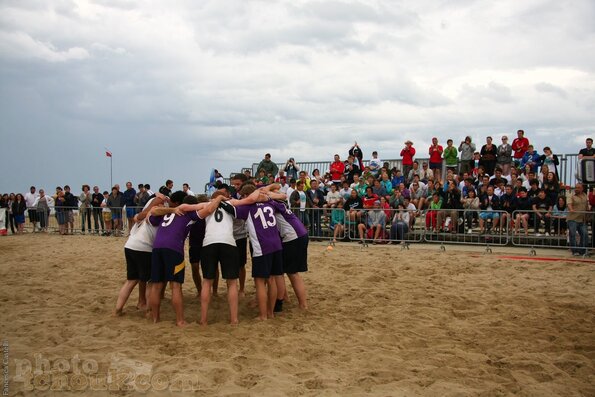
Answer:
[
  {"left": 510, "top": 209, "right": 592, "bottom": 256},
  {"left": 423, "top": 209, "right": 509, "bottom": 252}
]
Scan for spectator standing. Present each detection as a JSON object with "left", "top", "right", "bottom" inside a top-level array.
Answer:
[
  {"left": 428, "top": 137, "right": 444, "bottom": 182},
  {"left": 182, "top": 183, "right": 195, "bottom": 197},
  {"left": 479, "top": 136, "right": 498, "bottom": 176},
  {"left": 79, "top": 185, "right": 92, "bottom": 234},
  {"left": 578, "top": 138, "right": 594, "bottom": 159},
  {"left": 107, "top": 186, "right": 125, "bottom": 236},
  {"left": 400, "top": 140, "right": 416, "bottom": 180},
  {"left": 520, "top": 145, "right": 541, "bottom": 173},
  {"left": 512, "top": 129, "right": 529, "bottom": 167},
  {"left": 284, "top": 157, "right": 300, "bottom": 181},
  {"left": 24, "top": 186, "right": 39, "bottom": 232},
  {"left": 329, "top": 154, "right": 345, "bottom": 186},
  {"left": 12, "top": 193, "right": 27, "bottom": 234},
  {"left": 539, "top": 147, "right": 559, "bottom": 179},
  {"left": 307, "top": 180, "right": 326, "bottom": 239},
  {"left": 567, "top": 183, "right": 589, "bottom": 256},
  {"left": 369, "top": 151, "right": 381, "bottom": 178},
  {"left": 497, "top": 136, "right": 513, "bottom": 176},
  {"left": 349, "top": 142, "right": 364, "bottom": 170},
  {"left": 91, "top": 186, "right": 105, "bottom": 234},
  {"left": 458, "top": 136, "right": 476, "bottom": 174},
  {"left": 63, "top": 185, "right": 78, "bottom": 234},
  {"left": 122, "top": 182, "right": 137, "bottom": 233},
  {"left": 34, "top": 189, "right": 53, "bottom": 232},
  {"left": 344, "top": 155, "right": 360, "bottom": 184},
  {"left": 257, "top": 153, "right": 279, "bottom": 179},
  {"left": 443, "top": 139, "right": 458, "bottom": 174}
]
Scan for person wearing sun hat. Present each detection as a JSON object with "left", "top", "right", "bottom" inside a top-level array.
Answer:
[{"left": 400, "top": 140, "right": 416, "bottom": 181}]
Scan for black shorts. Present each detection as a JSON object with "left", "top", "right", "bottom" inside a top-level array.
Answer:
[
  {"left": 252, "top": 250, "right": 284, "bottom": 278},
  {"left": 151, "top": 248, "right": 185, "bottom": 283},
  {"left": 236, "top": 237, "right": 247, "bottom": 267},
  {"left": 125, "top": 248, "right": 152, "bottom": 282},
  {"left": 200, "top": 243, "right": 239, "bottom": 280},
  {"left": 282, "top": 235, "right": 309, "bottom": 274},
  {"left": 188, "top": 244, "right": 202, "bottom": 264},
  {"left": 28, "top": 209, "right": 38, "bottom": 222}
]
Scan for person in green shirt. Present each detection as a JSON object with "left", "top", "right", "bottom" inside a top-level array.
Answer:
[{"left": 443, "top": 139, "right": 458, "bottom": 174}]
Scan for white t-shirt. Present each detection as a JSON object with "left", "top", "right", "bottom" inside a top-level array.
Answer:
[
  {"left": 326, "top": 191, "right": 341, "bottom": 204},
  {"left": 286, "top": 187, "right": 295, "bottom": 206},
  {"left": 25, "top": 192, "right": 38, "bottom": 208},
  {"left": 203, "top": 204, "right": 236, "bottom": 247},
  {"left": 124, "top": 198, "right": 157, "bottom": 252}
]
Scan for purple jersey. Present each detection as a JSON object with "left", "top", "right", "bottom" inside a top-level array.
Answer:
[
  {"left": 188, "top": 218, "right": 206, "bottom": 248},
  {"left": 235, "top": 202, "right": 282, "bottom": 257},
  {"left": 271, "top": 200, "right": 307, "bottom": 241},
  {"left": 149, "top": 211, "right": 199, "bottom": 254}
]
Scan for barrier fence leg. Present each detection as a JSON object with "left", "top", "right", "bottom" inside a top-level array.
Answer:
[
  {"left": 440, "top": 243, "right": 446, "bottom": 252},
  {"left": 484, "top": 244, "right": 492, "bottom": 255},
  {"left": 400, "top": 242, "right": 410, "bottom": 251},
  {"left": 529, "top": 247, "right": 537, "bottom": 256}
]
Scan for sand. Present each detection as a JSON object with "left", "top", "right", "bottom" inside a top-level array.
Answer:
[{"left": 0, "top": 234, "right": 594, "bottom": 396}]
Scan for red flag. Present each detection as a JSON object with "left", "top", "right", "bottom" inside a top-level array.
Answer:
[{"left": 106, "top": 151, "right": 112, "bottom": 157}]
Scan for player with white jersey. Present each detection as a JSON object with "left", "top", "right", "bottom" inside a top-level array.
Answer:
[
  {"left": 198, "top": 190, "right": 240, "bottom": 326},
  {"left": 113, "top": 192, "right": 171, "bottom": 316}
]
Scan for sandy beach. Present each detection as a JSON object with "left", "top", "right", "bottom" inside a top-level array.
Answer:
[{"left": 0, "top": 234, "right": 593, "bottom": 396}]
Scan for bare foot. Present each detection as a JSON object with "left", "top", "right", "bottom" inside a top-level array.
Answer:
[
  {"left": 198, "top": 321, "right": 208, "bottom": 327},
  {"left": 136, "top": 304, "right": 147, "bottom": 311},
  {"left": 176, "top": 320, "right": 188, "bottom": 328},
  {"left": 299, "top": 304, "right": 308, "bottom": 310},
  {"left": 112, "top": 309, "right": 123, "bottom": 317},
  {"left": 256, "top": 315, "right": 267, "bottom": 321},
  {"left": 230, "top": 320, "right": 239, "bottom": 327},
  {"left": 238, "top": 291, "right": 245, "bottom": 299},
  {"left": 248, "top": 299, "right": 258, "bottom": 308}
]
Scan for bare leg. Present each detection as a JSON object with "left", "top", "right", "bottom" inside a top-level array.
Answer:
[
  {"left": 239, "top": 267, "right": 246, "bottom": 297},
  {"left": 275, "top": 275, "right": 286, "bottom": 300},
  {"left": 191, "top": 262, "right": 202, "bottom": 296},
  {"left": 288, "top": 273, "right": 308, "bottom": 309},
  {"left": 267, "top": 277, "right": 277, "bottom": 318},
  {"left": 226, "top": 279, "right": 239, "bottom": 325},
  {"left": 200, "top": 279, "right": 214, "bottom": 326},
  {"left": 137, "top": 281, "right": 147, "bottom": 310},
  {"left": 213, "top": 268, "right": 220, "bottom": 295},
  {"left": 114, "top": 279, "right": 138, "bottom": 315},
  {"left": 170, "top": 282, "right": 187, "bottom": 327},
  {"left": 149, "top": 282, "right": 164, "bottom": 323},
  {"left": 254, "top": 278, "right": 268, "bottom": 320}
]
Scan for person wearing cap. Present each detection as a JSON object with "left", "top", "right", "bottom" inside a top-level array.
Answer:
[
  {"left": 401, "top": 140, "right": 416, "bottom": 181},
  {"left": 497, "top": 136, "right": 513, "bottom": 176},
  {"left": 258, "top": 153, "right": 279, "bottom": 179},
  {"left": 458, "top": 136, "right": 476, "bottom": 174},
  {"left": 428, "top": 137, "right": 444, "bottom": 182}
]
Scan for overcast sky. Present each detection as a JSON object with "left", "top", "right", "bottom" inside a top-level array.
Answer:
[{"left": 1, "top": 0, "right": 594, "bottom": 194}]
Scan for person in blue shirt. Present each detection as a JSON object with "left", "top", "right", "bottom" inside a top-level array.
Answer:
[{"left": 520, "top": 145, "right": 542, "bottom": 173}]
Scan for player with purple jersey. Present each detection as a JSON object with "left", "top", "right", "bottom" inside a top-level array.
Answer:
[
  {"left": 274, "top": 200, "right": 309, "bottom": 310},
  {"left": 233, "top": 184, "right": 285, "bottom": 320},
  {"left": 147, "top": 194, "right": 217, "bottom": 327}
]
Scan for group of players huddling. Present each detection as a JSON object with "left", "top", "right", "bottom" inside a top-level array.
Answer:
[{"left": 113, "top": 173, "right": 308, "bottom": 327}]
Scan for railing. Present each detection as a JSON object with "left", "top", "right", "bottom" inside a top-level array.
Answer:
[
  {"left": 3, "top": 202, "right": 591, "bottom": 257},
  {"left": 245, "top": 153, "right": 580, "bottom": 185}
]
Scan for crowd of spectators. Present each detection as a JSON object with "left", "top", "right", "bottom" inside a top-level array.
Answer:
[
  {"left": 2, "top": 133, "right": 594, "bottom": 255},
  {"left": 0, "top": 180, "right": 199, "bottom": 237},
  {"left": 241, "top": 134, "right": 594, "bottom": 254}
]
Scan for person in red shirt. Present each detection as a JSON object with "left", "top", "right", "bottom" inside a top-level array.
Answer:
[
  {"left": 329, "top": 154, "right": 346, "bottom": 186},
  {"left": 511, "top": 129, "right": 529, "bottom": 167},
  {"left": 428, "top": 137, "right": 443, "bottom": 182},
  {"left": 400, "top": 140, "right": 416, "bottom": 181}
]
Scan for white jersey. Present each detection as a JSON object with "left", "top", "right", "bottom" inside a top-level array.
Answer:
[
  {"left": 203, "top": 205, "right": 236, "bottom": 247},
  {"left": 275, "top": 213, "right": 298, "bottom": 243},
  {"left": 25, "top": 192, "right": 38, "bottom": 208},
  {"left": 124, "top": 198, "right": 158, "bottom": 252}
]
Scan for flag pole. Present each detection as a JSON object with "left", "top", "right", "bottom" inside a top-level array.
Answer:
[{"left": 110, "top": 155, "right": 113, "bottom": 188}]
